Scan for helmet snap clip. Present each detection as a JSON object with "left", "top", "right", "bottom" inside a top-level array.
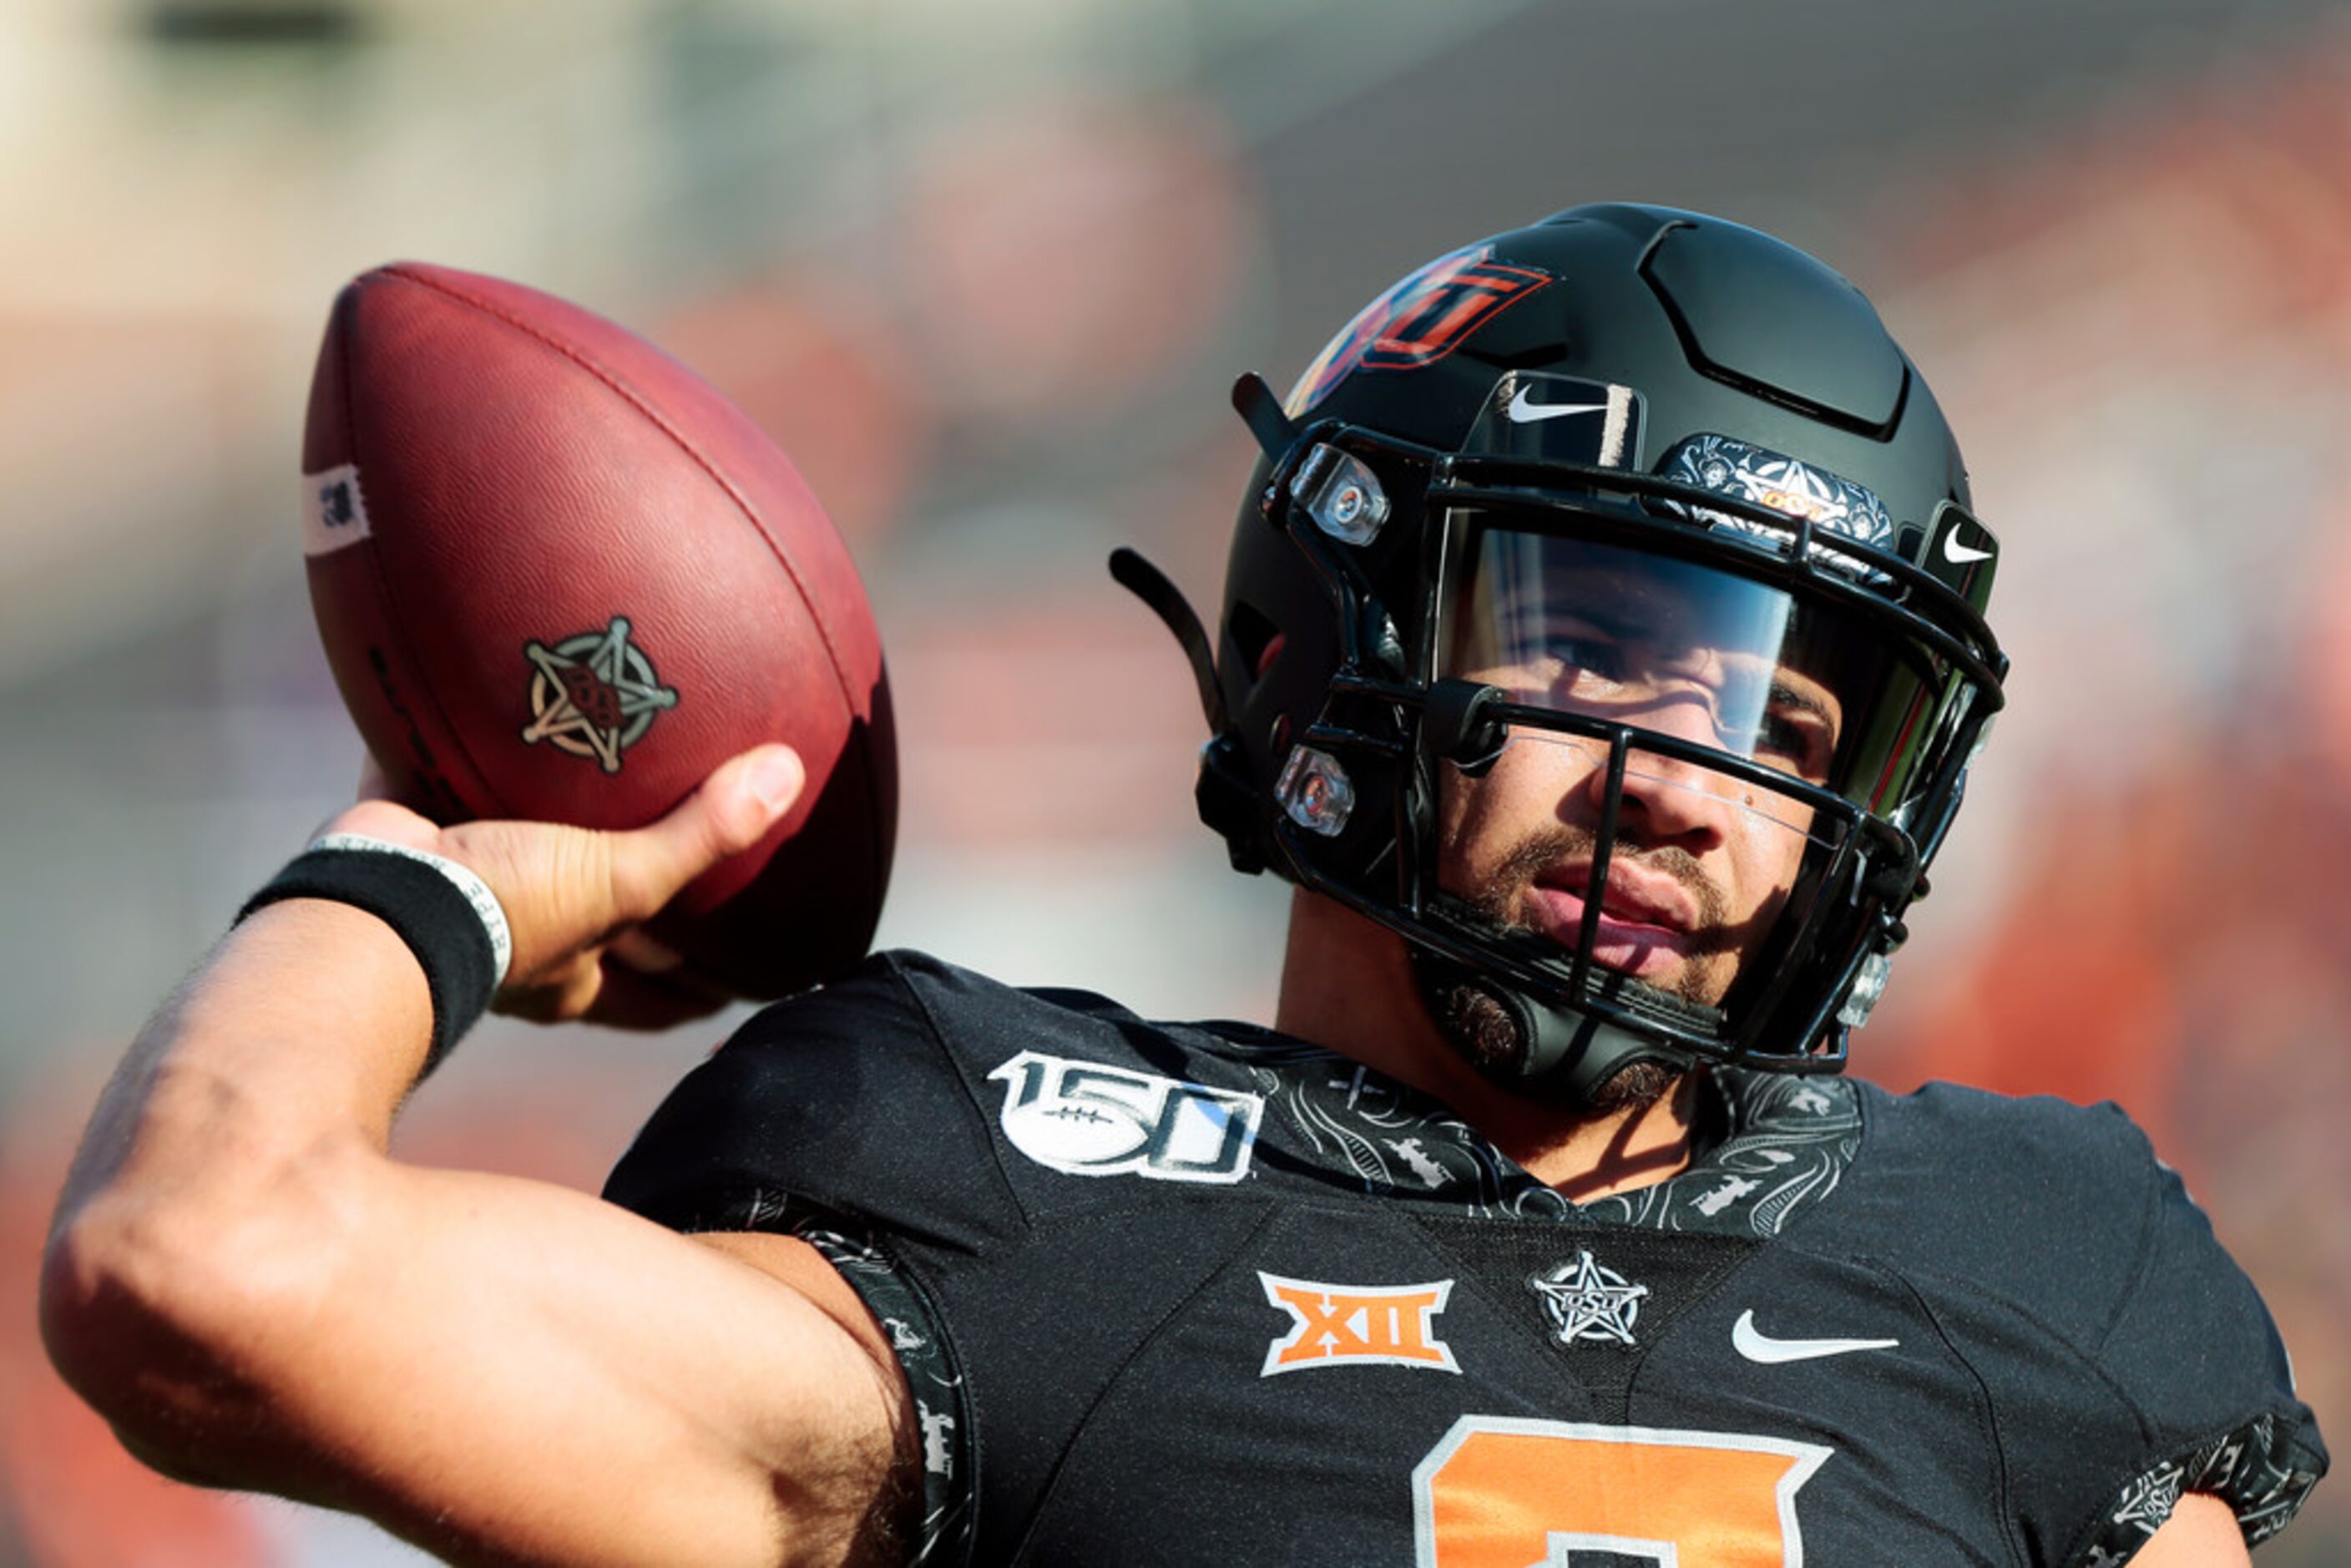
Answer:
[
  {"left": 1277, "top": 745, "right": 1357, "bottom": 836},
  {"left": 1292, "top": 444, "right": 1390, "bottom": 546},
  {"left": 1421, "top": 678, "right": 1509, "bottom": 776}
]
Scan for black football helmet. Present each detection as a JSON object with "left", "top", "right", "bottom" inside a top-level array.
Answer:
[{"left": 1115, "top": 203, "right": 2007, "bottom": 1102}]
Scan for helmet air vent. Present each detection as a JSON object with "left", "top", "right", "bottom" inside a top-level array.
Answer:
[{"left": 1639, "top": 217, "right": 1909, "bottom": 436}]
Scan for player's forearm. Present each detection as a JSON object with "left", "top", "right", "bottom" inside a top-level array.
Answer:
[
  {"left": 40, "top": 900, "right": 434, "bottom": 1464},
  {"left": 55, "top": 898, "right": 431, "bottom": 1209}
]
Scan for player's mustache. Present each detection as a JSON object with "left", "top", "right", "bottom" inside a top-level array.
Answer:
[{"left": 1477, "top": 824, "right": 1734, "bottom": 952}]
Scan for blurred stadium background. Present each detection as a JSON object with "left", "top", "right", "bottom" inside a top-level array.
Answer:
[{"left": 5, "top": 0, "right": 2350, "bottom": 1560}]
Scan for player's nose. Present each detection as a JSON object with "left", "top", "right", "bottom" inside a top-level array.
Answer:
[{"left": 1586, "top": 705, "right": 1737, "bottom": 854}]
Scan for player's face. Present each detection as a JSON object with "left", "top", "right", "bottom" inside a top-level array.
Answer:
[{"left": 1436, "top": 534, "right": 1842, "bottom": 1009}]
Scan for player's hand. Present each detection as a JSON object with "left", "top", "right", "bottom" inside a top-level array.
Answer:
[{"left": 316, "top": 744, "right": 805, "bottom": 1029}]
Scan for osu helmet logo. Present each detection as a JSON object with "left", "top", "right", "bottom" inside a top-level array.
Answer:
[
  {"left": 521, "top": 615, "right": 680, "bottom": 774},
  {"left": 1287, "top": 243, "right": 1553, "bottom": 416}
]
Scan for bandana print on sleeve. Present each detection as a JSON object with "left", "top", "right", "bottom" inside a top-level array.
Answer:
[
  {"left": 710, "top": 1189, "right": 973, "bottom": 1567},
  {"left": 2076, "top": 1414, "right": 2326, "bottom": 1563}
]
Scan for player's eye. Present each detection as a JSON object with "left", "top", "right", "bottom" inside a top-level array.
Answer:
[
  {"left": 1752, "top": 692, "right": 1837, "bottom": 783},
  {"left": 1481, "top": 602, "right": 1638, "bottom": 705},
  {"left": 1554, "top": 635, "right": 1626, "bottom": 685},
  {"left": 1515, "top": 633, "right": 1634, "bottom": 708}
]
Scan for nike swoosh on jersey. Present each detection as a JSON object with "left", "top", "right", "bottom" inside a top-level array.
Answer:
[
  {"left": 1731, "top": 1308, "right": 1901, "bottom": 1364},
  {"left": 1507, "top": 387, "right": 1610, "bottom": 423}
]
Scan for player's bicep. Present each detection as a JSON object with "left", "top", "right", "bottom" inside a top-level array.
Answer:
[{"left": 225, "top": 1164, "right": 910, "bottom": 1568}]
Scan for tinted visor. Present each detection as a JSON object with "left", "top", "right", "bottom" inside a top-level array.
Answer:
[{"left": 1443, "top": 524, "right": 1951, "bottom": 815}]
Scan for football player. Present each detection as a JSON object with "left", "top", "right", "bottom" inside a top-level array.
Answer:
[{"left": 43, "top": 205, "right": 2325, "bottom": 1565}]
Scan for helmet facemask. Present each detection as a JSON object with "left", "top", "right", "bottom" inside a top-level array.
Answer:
[{"left": 1155, "top": 369, "right": 2005, "bottom": 1100}]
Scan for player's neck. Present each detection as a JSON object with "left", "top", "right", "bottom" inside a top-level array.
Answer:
[{"left": 1272, "top": 890, "right": 1701, "bottom": 1201}]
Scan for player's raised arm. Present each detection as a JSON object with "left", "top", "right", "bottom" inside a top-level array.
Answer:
[{"left": 39, "top": 745, "right": 915, "bottom": 1568}]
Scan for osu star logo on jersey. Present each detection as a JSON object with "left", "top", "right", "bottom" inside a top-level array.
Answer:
[
  {"left": 1257, "top": 1272, "right": 1459, "bottom": 1377},
  {"left": 521, "top": 615, "right": 680, "bottom": 774},
  {"left": 1529, "top": 1250, "right": 1650, "bottom": 1348}
]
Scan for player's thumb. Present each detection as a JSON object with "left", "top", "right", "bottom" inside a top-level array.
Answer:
[{"left": 619, "top": 744, "right": 804, "bottom": 918}]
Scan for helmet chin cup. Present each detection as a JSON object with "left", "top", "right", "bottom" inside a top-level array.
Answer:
[{"left": 1412, "top": 946, "right": 1697, "bottom": 1103}]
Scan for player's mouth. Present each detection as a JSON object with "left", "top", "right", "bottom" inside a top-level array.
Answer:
[{"left": 1521, "top": 861, "right": 1696, "bottom": 979}]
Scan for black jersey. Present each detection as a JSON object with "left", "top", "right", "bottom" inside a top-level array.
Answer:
[{"left": 604, "top": 952, "right": 2326, "bottom": 1565}]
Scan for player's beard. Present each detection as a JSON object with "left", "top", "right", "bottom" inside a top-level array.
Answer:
[{"left": 1438, "top": 822, "right": 1737, "bottom": 1115}]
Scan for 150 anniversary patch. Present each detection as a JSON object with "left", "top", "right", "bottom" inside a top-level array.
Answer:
[{"left": 987, "top": 1050, "right": 1263, "bottom": 1184}]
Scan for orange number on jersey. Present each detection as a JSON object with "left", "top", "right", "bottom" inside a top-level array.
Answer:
[{"left": 1413, "top": 1417, "right": 1834, "bottom": 1567}]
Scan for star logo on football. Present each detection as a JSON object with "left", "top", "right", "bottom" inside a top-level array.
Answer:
[{"left": 520, "top": 616, "right": 680, "bottom": 774}]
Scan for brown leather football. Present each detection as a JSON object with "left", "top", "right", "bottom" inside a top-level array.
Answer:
[{"left": 300, "top": 261, "right": 895, "bottom": 998}]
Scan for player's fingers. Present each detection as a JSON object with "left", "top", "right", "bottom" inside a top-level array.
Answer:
[
  {"left": 493, "top": 948, "right": 609, "bottom": 1023},
  {"left": 608, "top": 928, "right": 685, "bottom": 974},
  {"left": 580, "top": 956, "right": 736, "bottom": 1031},
  {"left": 609, "top": 745, "right": 803, "bottom": 921},
  {"left": 498, "top": 949, "right": 722, "bottom": 1029}
]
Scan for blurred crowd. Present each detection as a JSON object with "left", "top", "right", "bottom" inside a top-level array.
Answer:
[{"left": 5, "top": 0, "right": 2349, "bottom": 1560}]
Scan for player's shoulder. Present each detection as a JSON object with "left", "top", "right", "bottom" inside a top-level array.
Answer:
[
  {"left": 1829, "top": 1076, "right": 2236, "bottom": 1350},
  {"left": 602, "top": 949, "right": 1288, "bottom": 1239},
  {"left": 601, "top": 949, "right": 1006, "bottom": 1242},
  {"left": 817, "top": 947, "right": 1323, "bottom": 1122},
  {"left": 1834, "top": 1079, "right": 2325, "bottom": 1550},
  {"left": 724, "top": 947, "right": 1266, "bottom": 1070},
  {"left": 1839, "top": 1078, "right": 2162, "bottom": 1262},
  {"left": 1851, "top": 1074, "right": 2161, "bottom": 1191}
]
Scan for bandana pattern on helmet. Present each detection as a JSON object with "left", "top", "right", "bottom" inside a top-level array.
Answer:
[{"left": 1659, "top": 433, "right": 1897, "bottom": 583}]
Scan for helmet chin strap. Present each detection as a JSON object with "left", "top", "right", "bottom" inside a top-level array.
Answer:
[{"left": 1408, "top": 944, "right": 1698, "bottom": 1108}]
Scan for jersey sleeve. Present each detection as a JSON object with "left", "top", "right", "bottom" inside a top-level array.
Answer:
[
  {"left": 2059, "top": 1115, "right": 2326, "bottom": 1563},
  {"left": 602, "top": 951, "right": 1019, "bottom": 1250},
  {"left": 601, "top": 952, "right": 1017, "bottom": 1566}
]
